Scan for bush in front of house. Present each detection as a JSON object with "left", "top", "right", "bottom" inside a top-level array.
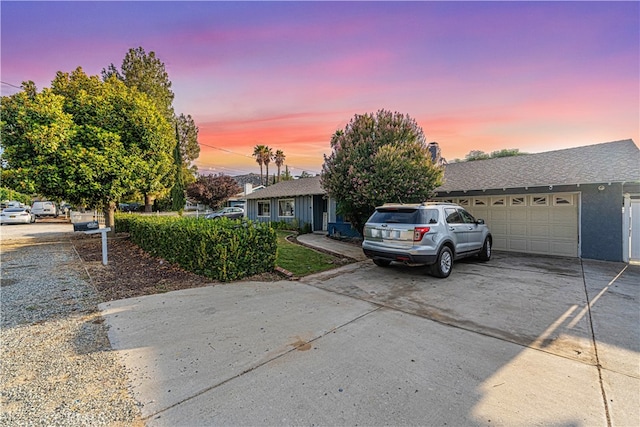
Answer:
[{"left": 115, "top": 214, "right": 277, "bottom": 282}]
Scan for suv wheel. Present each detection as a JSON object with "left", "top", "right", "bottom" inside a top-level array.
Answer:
[
  {"left": 478, "top": 237, "right": 491, "bottom": 261},
  {"left": 373, "top": 259, "right": 391, "bottom": 267},
  {"left": 431, "top": 246, "right": 453, "bottom": 278}
]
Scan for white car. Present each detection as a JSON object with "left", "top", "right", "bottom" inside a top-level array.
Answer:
[{"left": 0, "top": 207, "right": 36, "bottom": 225}]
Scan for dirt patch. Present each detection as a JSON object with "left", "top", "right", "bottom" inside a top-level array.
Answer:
[{"left": 71, "top": 234, "right": 282, "bottom": 302}]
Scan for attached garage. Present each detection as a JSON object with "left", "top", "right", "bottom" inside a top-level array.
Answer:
[
  {"left": 436, "top": 193, "right": 579, "bottom": 257},
  {"left": 433, "top": 140, "right": 640, "bottom": 262}
]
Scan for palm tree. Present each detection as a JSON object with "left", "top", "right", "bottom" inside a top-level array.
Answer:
[
  {"left": 263, "top": 146, "right": 273, "bottom": 186},
  {"left": 274, "top": 150, "right": 286, "bottom": 183},
  {"left": 253, "top": 144, "right": 267, "bottom": 185}
]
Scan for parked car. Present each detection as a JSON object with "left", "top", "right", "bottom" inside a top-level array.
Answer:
[
  {"left": 362, "top": 202, "right": 492, "bottom": 278},
  {"left": 0, "top": 207, "right": 36, "bottom": 225},
  {"left": 1, "top": 200, "right": 25, "bottom": 209},
  {"left": 31, "top": 201, "right": 58, "bottom": 218},
  {"left": 205, "top": 207, "right": 245, "bottom": 220}
]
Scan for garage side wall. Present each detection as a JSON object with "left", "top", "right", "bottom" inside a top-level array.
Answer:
[{"left": 580, "top": 183, "right": 623, "bottom": 262}]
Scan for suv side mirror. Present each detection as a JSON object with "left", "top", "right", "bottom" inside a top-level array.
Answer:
[{"left": 476, "top": 219, "right": 485, "bottom": 225}]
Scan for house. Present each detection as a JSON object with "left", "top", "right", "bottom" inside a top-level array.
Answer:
[
  {"left": 431, "top": 139, "right": 640, "bottom": 263},
  {"left": 244, "top": 177, "right": 333, "bottom": 232},
  {"left": 227, "top": 183, "right": 265, "bottom": 208},
  {"left": 244, "top": 139, "right": 640, "bottom": 263}
]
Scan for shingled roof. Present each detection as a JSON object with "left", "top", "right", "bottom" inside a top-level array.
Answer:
[
  {"left": 437, "top": 139, "right": 640, "bottom": 192},
  {"left": 245, "top": 176, "right": 324, "bottom": 199}
]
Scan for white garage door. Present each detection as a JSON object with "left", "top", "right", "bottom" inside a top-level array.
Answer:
[{"left": 437, "top": 193, "right": 579, "bottom": 257}]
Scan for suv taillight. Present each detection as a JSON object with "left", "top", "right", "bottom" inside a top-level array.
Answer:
[{"left": 414, "top": 227, "right": 430, "bottom": 241}]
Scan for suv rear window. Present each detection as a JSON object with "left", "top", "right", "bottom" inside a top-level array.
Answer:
[{"left": 369, "top": 208, "right": 438, "bottom": 224}]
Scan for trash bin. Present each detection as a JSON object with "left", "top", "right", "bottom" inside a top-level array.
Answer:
[{"left": 73, "top": 221, "right": 99, "bottom": 232}]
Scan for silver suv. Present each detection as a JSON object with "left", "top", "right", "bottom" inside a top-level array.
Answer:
[{"left": 362, "top": 202, "right": 492, "bottom": 278}]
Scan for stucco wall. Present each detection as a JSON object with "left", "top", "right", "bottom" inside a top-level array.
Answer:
[{"left": 580, "top": 183, "right": 623, "bottom": 261}]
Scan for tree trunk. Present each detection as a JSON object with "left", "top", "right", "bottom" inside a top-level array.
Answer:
[
  {"left": 144, "top": 194, "right": 154, "bottom": 212},
  {"left": 103, "top": 201, "right": 117, "bottom": 234}
]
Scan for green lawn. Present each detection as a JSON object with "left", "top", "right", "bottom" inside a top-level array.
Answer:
[{"left": 275, "top": 231, "right": 340, "bottom": 276}]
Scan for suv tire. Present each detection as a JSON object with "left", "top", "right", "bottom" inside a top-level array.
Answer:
[
  {"left": 431, "top": 246, "right": 453, "bottom": 278},
  {"left": 373, "top": 259, "right": 391, "bottom": 267},
  {"left": 478, "top": 237, "right": 491, "bottom": 261}
]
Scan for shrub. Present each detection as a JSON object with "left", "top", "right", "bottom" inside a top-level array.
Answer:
[
  {"left": 0, "top": 187, "right": 32, "bottom": 206},
  {"left": 115, "top": 214, "right": 277, "bottom": 282}
]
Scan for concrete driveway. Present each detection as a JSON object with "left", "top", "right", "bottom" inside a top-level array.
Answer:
[{"left": 99, "top": 250, "right": 639, "bottom": 426}]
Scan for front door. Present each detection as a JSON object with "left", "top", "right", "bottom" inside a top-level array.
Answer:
[{"left": 313, "top": 195, "right": 328, "bottom": 232}]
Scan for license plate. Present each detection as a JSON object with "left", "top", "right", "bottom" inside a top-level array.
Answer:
[
  {"left": 9, "top": 215, "right": 16, "bottom": 218},
  {"left": 382, "top": 229, "right": 400, "bottom": 239}
]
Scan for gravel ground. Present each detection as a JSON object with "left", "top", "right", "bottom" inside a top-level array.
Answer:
[{"left": 0, "top": 238, "right": 143, "bottom": 426}]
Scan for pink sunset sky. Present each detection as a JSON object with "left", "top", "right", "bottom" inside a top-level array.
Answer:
[{"left": 2, "top": 1, "right": 638, "bottom": 176}]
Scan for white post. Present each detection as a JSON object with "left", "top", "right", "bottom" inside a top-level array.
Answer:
[
  {"left": 83, "top": 227, "right": 111, "bottom": 265},
  {"left": 101, "top": 229, "right": 108, "bottom": 265}
]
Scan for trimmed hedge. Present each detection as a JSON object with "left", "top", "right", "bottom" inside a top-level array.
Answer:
[{"left": 115, "top": 214, "right": 277, "bottom": 282}]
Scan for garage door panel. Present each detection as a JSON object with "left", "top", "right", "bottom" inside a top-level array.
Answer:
[
  {"left": 509, "top": 223, "right": 527, "bottom": 236},
  {"left": 447, "top": 193, "right": 578, "bottom": 257},
  {"left": 489, "top": 223, "right": 507, "bottom": 235},
  {"left": 530, "top": 224, "right": 550, "bottom": 237},
  {"left": 530, "top": 209, "right": 550, "bottom": 222},
  {"left": 509, "top": 239, "right": 528, "bottom": 251},
  {"left": 530, "top": 240, "right": 551, "bottom": 254},
  {"left": 508, "top": 210, "right": 527, "bottom": 221},
  {"left": 551, "top": 225, "right": 576, "bottom": 239},
  {"left": 551, "top": 209, "right": 576, "bottom": 223},
  {"left": 493, "top": 237, "right": 507, "bottom": 250},
  {"left": 490, "top": 210, "right": 507, "bottom": 221},
  {"left": 551, "top": 241, "right": 577, "bottom": 256}
]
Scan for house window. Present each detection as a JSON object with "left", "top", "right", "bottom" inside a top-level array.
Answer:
[
  {"left": 473, "top": 198, "right": 487, "bottom": 206},
  {"left": 510, "top": 196, "right": 526, "bottom": 206},
  {"left": 553, "top": 194, "right": 574, "bottom": 206},
  {"left": 278, "top": 199, "right": 295, "bottom": 217},
  {"left": 531, "top": 196, "right": 548, "bottom": 206},
  {"left": 491, "top": 197, "right": 506, "bottom": 206},
  {"left": 457, "top": 198, "right": 470, "bottom": 206},
  {"left": 258, "top": 201, "right": 270, "bottom": 217}
]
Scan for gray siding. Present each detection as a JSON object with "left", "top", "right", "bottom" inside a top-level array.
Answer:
[{"left": 247, "top": 195, "right": 314, "bottom": 228}]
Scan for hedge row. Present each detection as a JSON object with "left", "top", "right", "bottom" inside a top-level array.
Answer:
[{"left": 115, "top": 214, "right": 277, "bottom": 282}]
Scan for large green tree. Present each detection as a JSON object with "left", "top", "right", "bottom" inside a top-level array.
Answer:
[
  {"left": 103, "top": 47, "right": 200, "bottom": 208},
  {"left": 175, "top": 113, "right": 200, "bottom": 185},
  {"left": 1, "top": 68, "right": 174, "bottom": 229},
  {"left": 170, "top": 125, "right": 186, "bottom": 211},
  {"left": 102, "top": 46, "right": 174, "bottom": 120},
  {"left": 321, "top": 109, "right": 443, "bottom": 234}
]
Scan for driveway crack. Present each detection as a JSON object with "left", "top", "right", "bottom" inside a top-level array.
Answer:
[{"left": 580, "top": 259, "right": 612, "bottom": 427}]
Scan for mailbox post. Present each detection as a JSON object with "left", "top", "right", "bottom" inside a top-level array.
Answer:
[{"left": 76, "top": 225, "right": 111, "bottom": 265}]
